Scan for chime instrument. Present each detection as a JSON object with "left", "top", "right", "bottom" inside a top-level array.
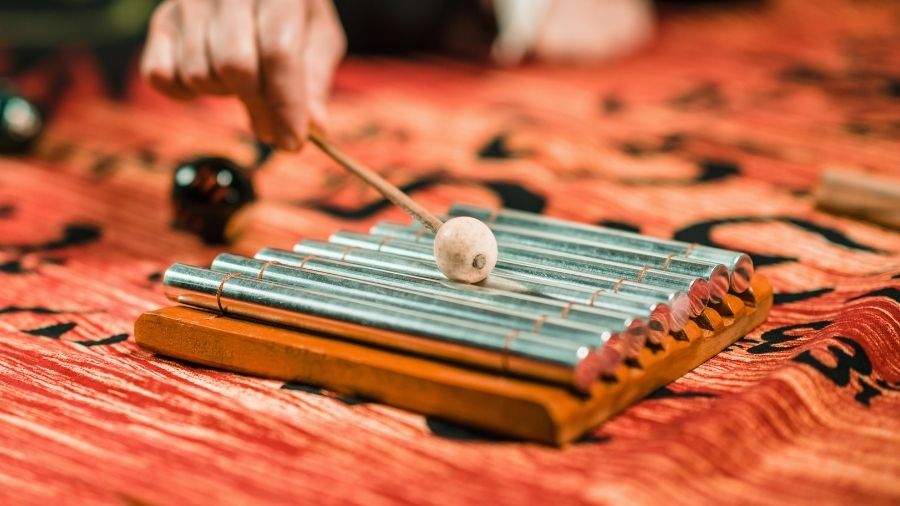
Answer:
[{"left": 136, "top": 203, "right": 771, "bottom": 444}]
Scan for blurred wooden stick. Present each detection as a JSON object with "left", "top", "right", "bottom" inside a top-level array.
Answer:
[
  {"left": 307, "top": 131, "right": 444, "bottom": 233},
  {"left": 814, "top": 168, "right": 900, "bottom": 230}
]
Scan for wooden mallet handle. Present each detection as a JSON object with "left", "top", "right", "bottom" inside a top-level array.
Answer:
[
  {"left": 814, "top": 168, "right": 900, "bottom": 230},
  {"left": 308, "top": 131, "right": 444, "bottom": 233},
  {"left": 308, "top": 131, "right": 499, "bottom": 283}
]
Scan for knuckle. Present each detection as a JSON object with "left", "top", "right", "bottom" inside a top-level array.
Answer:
[
  {"left": 260, "top": 40, "right": 295, "bottom": 68},
  {"left": 262, "top": 43, "right": 294, "bottom": 67}
]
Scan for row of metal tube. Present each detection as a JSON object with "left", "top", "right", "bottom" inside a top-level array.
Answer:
[{"left": 162, "top": 204, "right": 754, "bottom": 393}]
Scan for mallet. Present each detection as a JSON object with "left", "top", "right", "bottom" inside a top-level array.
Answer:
[{"left": 308, "top": 132, "right": 498, "bottom": 283}]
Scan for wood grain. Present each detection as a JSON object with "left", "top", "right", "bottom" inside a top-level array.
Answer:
[{"left": 135, "top": 275, "right": 772, "bottom": 445}]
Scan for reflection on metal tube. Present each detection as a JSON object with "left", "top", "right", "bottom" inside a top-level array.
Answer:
[
  {"left": 448, "top": 203, "right": 751, "bottom": 293},
  {"left": 294, "top": 238, "right": 689, "bottom": 333},
  {"left": 292, "top": 239, "right": 667, "bottom": 341},
  {"left": 163, "top": 263, "right": 606, "bottom": 392},
  {"left": 210, "top": 253, "right": 609, "bottom": 343},
  {"left": 256, "top": 248, "right": 673, "bottom": 341}
]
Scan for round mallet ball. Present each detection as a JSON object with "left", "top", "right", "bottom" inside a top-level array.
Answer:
[{"left": 433, "top": 216, "right": 499, "bottom": 283}]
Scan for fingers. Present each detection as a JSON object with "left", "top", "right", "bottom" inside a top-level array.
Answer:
[
  {"left": 142, "top": 0, "right": 344, "bottom": 151},
  {"left": 304, "top": 0, "right": 347, "bottom": 130},
  {"left": 141, "top": 1, "right": 194, "bottom": 100},
  {"left": 174, "top": 0, "right": 229, "bottom": 95},
  {"left": 256, "top": 0, "right": 310, "bottom": 151},
  {"left": 208, "top": 0, "right": 277, "bottom": 144}
]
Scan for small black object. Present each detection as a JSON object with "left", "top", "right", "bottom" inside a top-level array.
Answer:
[
  {"left": 171, "top": 156, "right": 256, "bottom": 244},
  {"left": 0, "top": 91, "right": 43, "bottom": 154}
]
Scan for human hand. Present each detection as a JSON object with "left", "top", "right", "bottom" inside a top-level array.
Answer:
[{"left": 141, "top": 0, "right": 346, "bottom": 151}]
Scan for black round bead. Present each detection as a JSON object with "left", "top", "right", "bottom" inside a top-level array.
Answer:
[
  {"left": 171, "top": 156, "right": 256, "bottom": 244},
  {"left": 0, "top": 92, "right": 43, "bottom": 154}
]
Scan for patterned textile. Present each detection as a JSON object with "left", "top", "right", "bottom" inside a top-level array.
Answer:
[{"left": 1, "top": 1, "right": 899, "bottom": 504}]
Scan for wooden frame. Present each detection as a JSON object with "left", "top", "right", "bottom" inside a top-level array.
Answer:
[{"left": 135, "top": 274, "right": 772, "bottom": 445}]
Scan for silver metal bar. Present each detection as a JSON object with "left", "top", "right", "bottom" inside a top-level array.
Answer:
[
  {"left": 356, "top": 227, "right": 710, "bottom": 315},
  {"left": 163, "top": 263, "right": 605, "bottom": 391},
  {"left": 288, "top": 240, "right": 687, "bottom": 336},
  {"left": 290, "top": 242, "right": 652, "bottom": 343},
  {"left": 332, "top": 230, "right": 699, "bottom": 324},
  {"left": 369, "top": 219, "right": 729, "bottom": 304},
  {"left": 449, "top": 203, "right": 752, "bottom": 293},
  {"left": 211, "top": 253, "right": 610, "bottom": 343},
  {"left": 316, "top": 234, "right": 692, "bottom": 330},
  {"left": 256, "top": 247, "right": 673, "bottom": 341}
]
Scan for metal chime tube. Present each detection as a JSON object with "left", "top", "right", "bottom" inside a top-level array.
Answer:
[
  {"left": 281, "top": 244, "right": 650, "bottom": 354},
  {"left": 255, "top": 248, "right": 673, "bottom": 342},
  {"left": 448, "top": 203, "right": 752, "bottom": 293},
  {"left": 159, "top": 201, "right": 762, "bottom": 394},
  {"left": 210, "top": 253, "right": 611, "bottom": 343},
  {"left": 294, "top": 239, "right": 691, "bottom": 337},
  {"left": 344, "top": 228, "right": 710, "bottom": 316},
  {"left": 369, "top": 224, "right": 709, "bottom": 305},
  {"left": 163, "top": 263, "right": 606, "bottom": 392},
  {"left": 291, "top": 239, "right": 689, "bottom": 334},
  {"left": 369, "top": 220, "right": 730, "bottom": 304},
  {"left": 313, "top": 235, "right": 692, "bottom": 331}
]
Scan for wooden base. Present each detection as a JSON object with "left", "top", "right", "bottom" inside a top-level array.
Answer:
[{"left": 135, "top": 275, "right": 772, "bottom": 445}]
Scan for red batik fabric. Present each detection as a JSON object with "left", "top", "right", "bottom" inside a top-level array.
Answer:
[{"left": 1, "top": 0, "right": 899, "bottom": 504}]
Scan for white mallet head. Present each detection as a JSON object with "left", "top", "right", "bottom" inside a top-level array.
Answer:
[{"left": 433, "top": 216, "right": 498, "bottom": 283}]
